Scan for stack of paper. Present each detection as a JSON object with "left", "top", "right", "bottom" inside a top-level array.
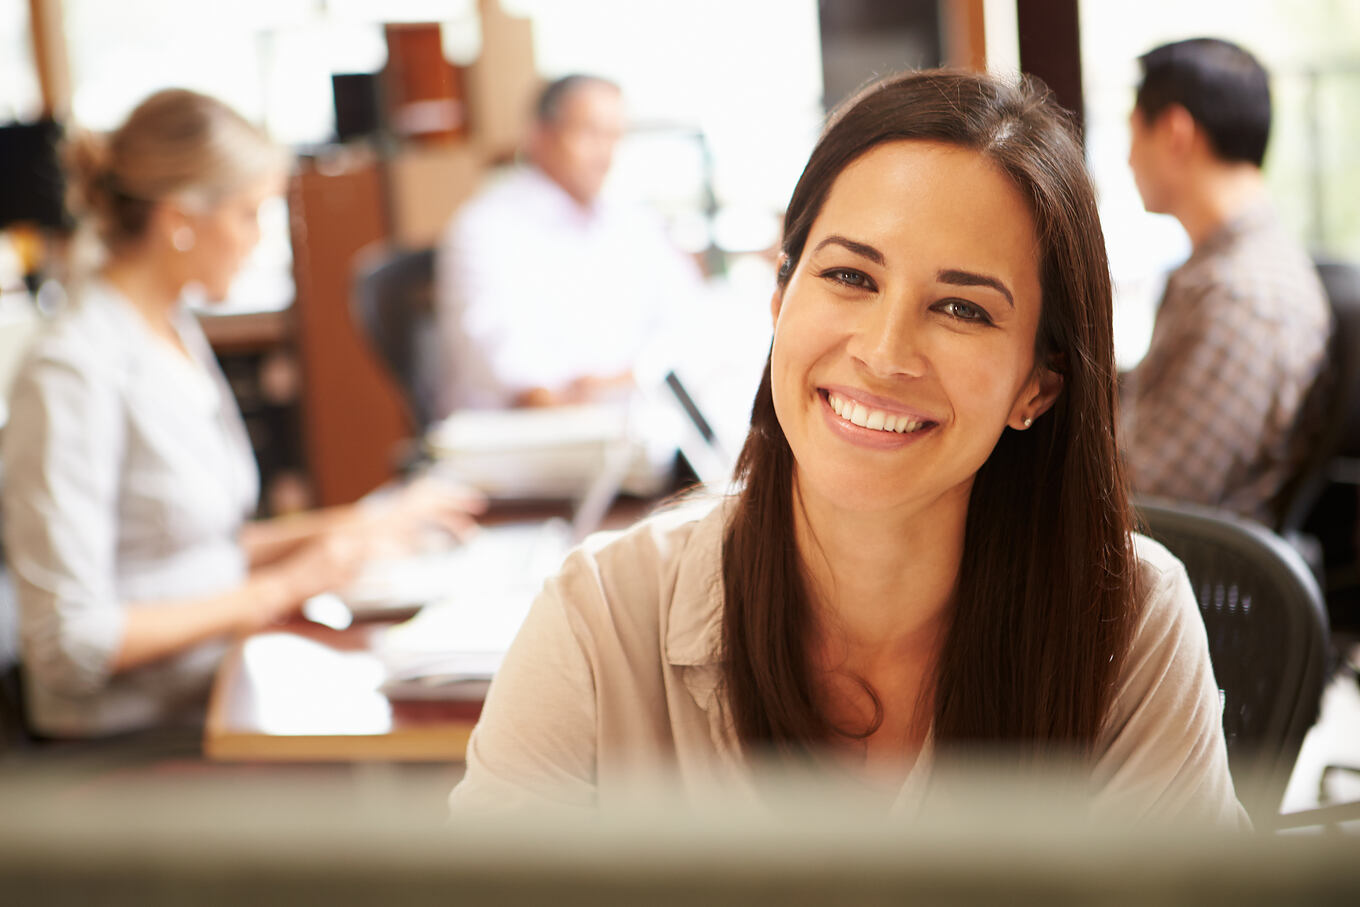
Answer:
[
  {"left": 424, "top": 402, "right": 671, "bottom": 500},
  {"left": 371, "top": 521, "right": 568, "bottom": 700}
]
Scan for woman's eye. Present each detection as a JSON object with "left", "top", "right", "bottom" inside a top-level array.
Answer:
[
  {"left": 939, "top": 299, "right": 992, "bottom": 324},
  {"left": 821, "top": 268, "right": 874, "bottom": 290}
]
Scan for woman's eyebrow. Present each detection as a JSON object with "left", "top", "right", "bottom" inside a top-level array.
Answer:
[
  {"left": 937, "top": 268, "right": 1014, "bottom": 308},
  {"left": 811, "top": 235, "right": 885, "bottom": 265}
]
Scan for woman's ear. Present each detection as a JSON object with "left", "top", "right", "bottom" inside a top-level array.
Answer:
[
  {"left": 1008, "top": 364, "right": 1064, "bottom": 430},
  {"left": 148, "top": 199, "right": 194, "bottom": 251}
]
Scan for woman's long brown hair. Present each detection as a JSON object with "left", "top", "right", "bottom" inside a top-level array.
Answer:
[{"left": 721, "top": 70, "right": 1137, "bottom": 757}]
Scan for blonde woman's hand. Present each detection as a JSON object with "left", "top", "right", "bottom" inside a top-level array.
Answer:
[
  {"left": 560, "top": 370, "right": 635, "bottom": 404},
  {"left": 246, "top": 525, "right": 369, "bottom": 630},
  {"left": 360, "top": 475, "right": 487, "bottom": 559}
]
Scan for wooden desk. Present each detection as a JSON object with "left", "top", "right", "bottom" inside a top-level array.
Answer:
[
  {"left": 204, "top": 496, "right": 660, "bottom": 763},
  {"left": 204, "top": 619, "right": 481, "bottom": 763},
  {"left": 196, "top": 308, "right": 291, "bottom": 356}
]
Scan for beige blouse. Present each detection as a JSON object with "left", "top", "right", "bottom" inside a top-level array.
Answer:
[{"left": 450, "top": 497, "right": 1249, "bottom": 828}]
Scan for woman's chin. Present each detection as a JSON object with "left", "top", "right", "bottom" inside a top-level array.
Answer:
[
  {"left": 197, "top": 285, "right": 233, "bottom": 305},
  {"left": 176, "top": 280, "right": 230, "bottom": 306}
]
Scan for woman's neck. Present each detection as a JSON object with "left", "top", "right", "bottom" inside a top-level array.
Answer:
[
  {"left": 101, "top": 252, "right": 186, "bottom": 344},
  {"left": 793, "top": 476, "right": 967, "bottom": 667}
]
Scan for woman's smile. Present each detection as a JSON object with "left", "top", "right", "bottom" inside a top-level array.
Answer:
[{"left": 818, "top": 388, "right": 939, "bottom": 449}]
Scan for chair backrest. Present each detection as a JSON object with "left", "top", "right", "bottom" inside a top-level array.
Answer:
[
  {"left": 1315, "top": 259, "right": 1360, "bottom": 456},
  {"left": 351, "top": 245, "right": 439, "bottom": 434},
  {"left": 0, "top": 664, "right": 30, "bottom": 753},
  {"left": 1272, "top": 258, "right": 1360, "bottom": 533},
  {"left": 1136, "top": 498, "right": 1330, "bottom": 823},
  {"left": 0, "top": 565, "right": 31, "bottom": 752}
]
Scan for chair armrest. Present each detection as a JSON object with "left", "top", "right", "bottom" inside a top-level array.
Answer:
[
  {"left": 1268, "top": 799, "right": 1360, "bottom": 831},
  {"left": 1325, "top": 456, "right": 1360, "bottom": 485}
]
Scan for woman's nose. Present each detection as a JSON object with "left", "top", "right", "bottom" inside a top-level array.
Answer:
[{"left": 849, "top": 297, "right": 928, "bottom": 379}]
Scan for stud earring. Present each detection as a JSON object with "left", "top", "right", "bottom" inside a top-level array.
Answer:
[
  {"left": 171, "top": 226, "right": 196, "bottom": 252},
  {"left": 1023, "top": 417, "right": 1033, "bottom": 428}
]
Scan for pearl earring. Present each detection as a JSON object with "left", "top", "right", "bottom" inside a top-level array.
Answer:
[
  {"left": 171, "top": 226, "right": 196, "bottom": 252},
  {"left": 1023, "top": 417, "right": 1033, "bottom": 428}
]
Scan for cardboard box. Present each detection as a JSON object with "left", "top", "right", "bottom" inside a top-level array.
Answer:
[
  {"left": 386, "top": 143, "right": 487, "bottom": 248},
  {"left": 465, "top": 0, "right": 538, "bottom": 162}
]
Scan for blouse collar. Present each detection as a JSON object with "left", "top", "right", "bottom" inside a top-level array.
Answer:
[{"left": 660, "top": 494, "right": 937, "bottom": 805}]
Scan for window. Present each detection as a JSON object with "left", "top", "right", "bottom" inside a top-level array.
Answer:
[
  {"left": 0, "top": 2, "right": 41, "bottom": 121},
  {"left": 60, "top": 0, "right": 824, "bottom": 289}
]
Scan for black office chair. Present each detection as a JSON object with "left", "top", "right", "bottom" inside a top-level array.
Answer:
[
  {"left": 0, "top": 563, "right": 30, "bottom": 755},
  {"left": 1135, "top": 498, "right": 1332, "bottom": 828},
  {"left": 1314, "top": 260, "right": 1360, "bottom": 453},
  {"left": 0, "top": 663, "right": 30, "bottom": 755},
  {"left": 1309, "top": 261, "right": 1360, "bottom": 573},
  {"left": 1271, "top": 259, "right": 1360, "bottom": 543},
  {"left": 1284, "top": 260, "right": 1360, "bottom": 821},
  {"left": 351, "top": 244, "right": 441, "bottom": 436}
]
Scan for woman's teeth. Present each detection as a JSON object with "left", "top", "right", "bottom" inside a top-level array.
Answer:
[{"left": 827, "top": 393, "right": 926, "bottom": 434}]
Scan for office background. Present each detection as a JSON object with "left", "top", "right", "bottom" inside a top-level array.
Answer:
[{"left": 0, "top": 0, "right": 1357, "bottom": 842}]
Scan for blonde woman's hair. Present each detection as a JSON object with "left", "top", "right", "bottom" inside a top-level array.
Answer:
[{"left": 64, "top": 89, "right": 287, "bottom": 253}]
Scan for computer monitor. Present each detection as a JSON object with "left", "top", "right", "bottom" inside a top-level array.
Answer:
[
  {"left": 0, "top": 119, "right": 68, "bottom": 232},
  {"left": 332, "top": 73, "right": 385, "bottom": 143}
]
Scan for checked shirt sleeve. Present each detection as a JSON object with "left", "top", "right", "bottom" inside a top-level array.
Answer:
[{"left": 1121, "top": 282, "right": 1275, "bottom": 509}]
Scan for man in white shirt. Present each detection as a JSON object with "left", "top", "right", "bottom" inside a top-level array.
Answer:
[{"left": 436, "top": 74, "right": 701, "bottom": 413}]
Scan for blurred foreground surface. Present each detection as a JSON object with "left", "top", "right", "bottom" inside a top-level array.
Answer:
[{"left": 0, "top": 757, "right": 1355, "bottom": 906}]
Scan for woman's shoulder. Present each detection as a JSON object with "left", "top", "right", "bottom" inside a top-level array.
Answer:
[
  {"left": 1127, "top": 531, "right": 1199, "bottom": 637},
  {"left": 21, "top": 285, "right": 134, "bottom": 377},
  {"left": 546, "top": 493, "right": 730, "bottom": 655},
  {"left": 1121, "top": 531, "right": 1226, "bottom": 701},
  {"left": 1096, "top": 532, "right": 1249, "bottom": 828},
  {"left": 2, "top": 292, "right": 135, "bottom": 476},
  {"left": 579, "top": 493, "right": 729, "bottom": 567},
  {"left": 13, "top": 317, "right": 112, "bottom": 406},
  {"left": 1130, "top": 531, "right": 1185, "bottom": 587}
]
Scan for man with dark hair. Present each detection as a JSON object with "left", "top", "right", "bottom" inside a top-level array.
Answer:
[
  {"left": 1121, "top": 38, "right": 1330, "bottom": 523},
  {"left": 436, "top": 74, "right": 700, "bottom": 411}
]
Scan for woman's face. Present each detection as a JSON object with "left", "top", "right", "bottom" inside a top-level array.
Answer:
[
  {"left": 182, "top": 173, "right": 282, "bottom": 301},
  {"left": 770, "top": 139, "right": 1059, "bottom": 519}
]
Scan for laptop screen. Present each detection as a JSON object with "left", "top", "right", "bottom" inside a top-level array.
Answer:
[{"left": 658, "top": 369, "right": 734, "bottom": 488}]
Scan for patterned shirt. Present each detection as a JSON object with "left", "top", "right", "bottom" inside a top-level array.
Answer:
[{"left": 1121, "top": 201, "right": 1331, "bottom": 524}]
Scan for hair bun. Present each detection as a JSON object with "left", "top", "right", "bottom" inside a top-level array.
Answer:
[{"left": 62, "top": 129, "right": 116, "bottom": 219}]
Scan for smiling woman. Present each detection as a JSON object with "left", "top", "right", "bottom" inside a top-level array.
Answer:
[
  {"left": 450, "top": 70, "right": 1249, "bottom": 829},
  {"left": 728, "top": 74, "right": 1137, "bottom": 772}
]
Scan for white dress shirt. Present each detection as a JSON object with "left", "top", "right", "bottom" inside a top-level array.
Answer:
[
  {"left": 450, "top": 497, "right": 1249, "bottom": 829},
  {"left": 436, "top": 166, "right": 701, "bottom": 412},
  {"left": 2, "top": 280, "right": 259, "bottom": 737}
]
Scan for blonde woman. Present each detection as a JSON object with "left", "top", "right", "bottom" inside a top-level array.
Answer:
[{"left": 2, "top": 89, "right": 479, "bottom": 738}]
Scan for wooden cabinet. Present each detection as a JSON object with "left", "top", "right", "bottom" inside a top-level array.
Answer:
[{"left": 288, "top": 153, "right": 409, "bottom": 507}]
